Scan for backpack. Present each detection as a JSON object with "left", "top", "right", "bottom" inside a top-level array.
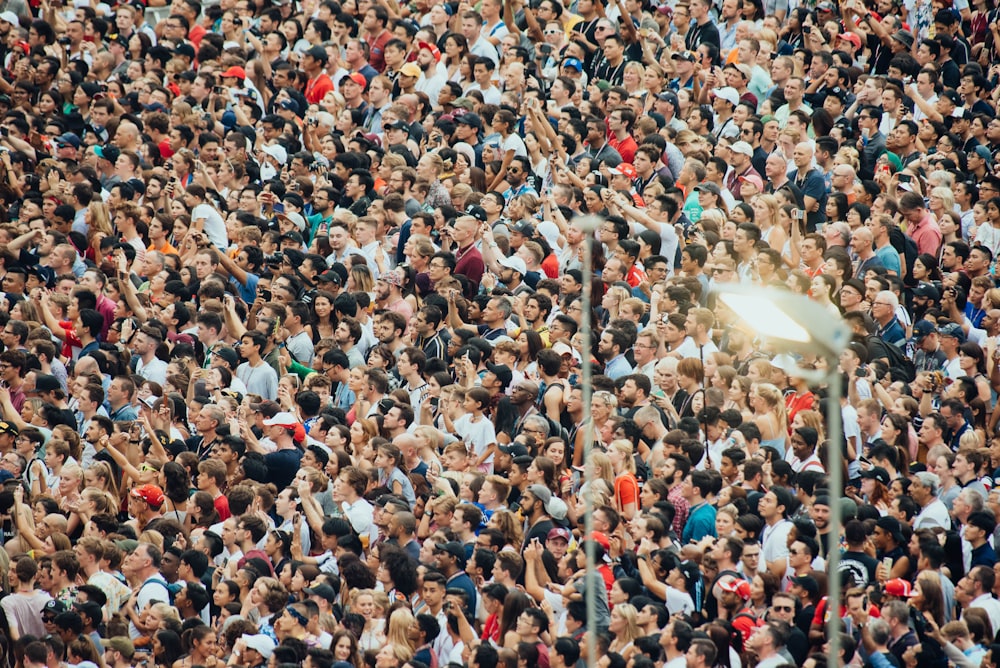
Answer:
[
  {"left": 138, "top": 575, "right": 181, "bottom": 606},
  {"left": 866, "top": 334, "right": 916, "bottom": 383}
]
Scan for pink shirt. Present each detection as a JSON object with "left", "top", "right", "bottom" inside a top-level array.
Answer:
[{"left": 907, "top": 213, "right": 942, "bottom": 258}]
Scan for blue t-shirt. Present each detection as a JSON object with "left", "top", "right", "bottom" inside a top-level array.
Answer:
[{"left": 682, "top": 502, "right": 717, "bottom": 543}]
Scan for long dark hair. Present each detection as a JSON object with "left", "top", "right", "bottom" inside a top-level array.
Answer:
[{"left": 155, "top": 630, "right": 184, "bottom": 668}]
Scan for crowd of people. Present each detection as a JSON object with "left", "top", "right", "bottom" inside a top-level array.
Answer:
[{"left": 1, "top": 0, "right": 1000, "bottom": 666}]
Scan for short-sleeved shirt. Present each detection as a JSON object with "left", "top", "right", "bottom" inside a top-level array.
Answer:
[{"left": 1, "top": 590, "right": 52, "bottom": 639}]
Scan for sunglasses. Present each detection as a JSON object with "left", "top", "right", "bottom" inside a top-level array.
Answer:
[{"left": 772, "top": 605, "right": 793, "bottom": 612}]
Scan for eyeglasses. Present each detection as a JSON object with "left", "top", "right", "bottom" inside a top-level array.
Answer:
[{"left": 772, "top": 605, "right": 793, "bottom": 612}]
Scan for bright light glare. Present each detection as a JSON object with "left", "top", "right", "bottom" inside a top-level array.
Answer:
[{"left": 719, "top": 294, "right": 812, "bottom": 343}]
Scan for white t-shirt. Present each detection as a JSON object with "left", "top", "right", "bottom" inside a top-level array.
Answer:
[
  {"left": 454, "top": 413, "right": 497, "bottom": 471},
  {"left": 191, "top": 203, "right": 228, "bottom": 250}
]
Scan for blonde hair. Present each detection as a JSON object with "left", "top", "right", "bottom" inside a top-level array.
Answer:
[
  {"left": 753, "top": 383, "right": 788, "bottom": 427},
  {"left": 413, "top": 426, "right": 444, "bottom": 452},
  {"left": 609, "top": 440, "right": 637, "bottom": 475},
  {"left": 589, "top": 451, "right": 615, "bottom": 487},
  {"left": 794, "top": 409, "right": 826, "bottom": 442},
  {"left": 611, "top": 603, "right": 642, "bottom": 645},
  {"left": 751, "top": 194, "right": 780, "bottom": 229},
  {"left": 81, "top": 487, "right": 118, "bottom": 515},
  {"left": 386, "top": 607, "right": 417, "bottom": 654},
  {"left": 140, "top": 529, "right": 164, "bottom": 552},
  {"left": 959, "top": 430, "right": 983, "bottom": 449},
  {"left": 718, "top": 503, "right": 740, "bottom": 524}
]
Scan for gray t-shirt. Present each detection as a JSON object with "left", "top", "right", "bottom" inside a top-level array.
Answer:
[
  {"left": 1, "top": 590, "right": 52, "bottom": 639},
  {"left": 236, "top": 361, "right": 279, "bottom": 401}
]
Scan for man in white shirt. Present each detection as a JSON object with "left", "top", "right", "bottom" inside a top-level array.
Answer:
[
  {"left": 912, "top": 472, "right": 952, "bottom": 530},
  {"left": 333, "top": 466, "right": 377, "bottom": 545},
  {"left": 963, "top": 566, "right": 1000, "bottom": 636}
]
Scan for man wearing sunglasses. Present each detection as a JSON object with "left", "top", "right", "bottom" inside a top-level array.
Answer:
[{"left": 768, "top": 592, "right": 809, "bottom": 664}]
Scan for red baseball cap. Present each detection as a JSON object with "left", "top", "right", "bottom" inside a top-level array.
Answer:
[
  {"left": 611, "top": 163, "right": 638, "bottom": 180},
  {"left": 885, "top": 579, "right": 912, "bottom": 597},
  {"left": 417, "top": 41, "right": 441, "bottom": 62},
  {"left": 130, "top": 484, "right": 165, "bottom": 509},
  {"left": 221, "top": 65, "right": 246, "bottom": 80},
  {"left": 719, "top": 577, "right": 752, "bottom": 600}
]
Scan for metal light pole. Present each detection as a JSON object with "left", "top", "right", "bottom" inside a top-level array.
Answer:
[
  {"left": 576, "top": 214, "right": 600, "bottom": 668},
  {"left": 825, "top": 367, "right": 843, "bottom": 664},
  {"left": 716, "top": 285, "right": 850, "bottom": 665}
]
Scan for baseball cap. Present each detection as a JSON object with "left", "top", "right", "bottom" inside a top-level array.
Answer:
[
  {"left": 942, "top": 89, "right": 963, "bottom": 106},
  {"left": 56, "top": 132, "right": 81, "bottom": 148},
  {"left": 434, "top": 541, "right": 467, "bottom": 564},
  {"left": 0, "top": 421, "right": 19, "bottom": 436},
  {"left": 278, "top": 98, "right": 300, "bottom": 113},
  {"left": 509, "top": 220, "right": 534, "bottom": 236},
  {"left": 912, "top": 282, "right": 940, "bottom": 300},
  {"left": 909, "top": 320, "right": 936, "bottom": 342},
  {"left": 400, "top": 62, "right": 421, "bottom": 77},
  {"left": 838, "top": 32, "right": 862, "bottom": 49},
  {"left": 694, "top": 181, "right": 721, "bottom": 195},
  {"left": 974, "top": 144, "right": 994, "bottom": 165},
  {"left": 221, "top": 65, "right": 246, "bottom": 80},
  {"left": 738, "top": 174, "right": 764, "bottom": 190},
  {"left": 94, "top": 144, "right": 121, "bottom": 164},
  {"left": 340, "top": 72, "right": 367, "bottom": 89},
  {"left": 44, "top": 600, "right": 69, "bottom": 615},
  {"left": 456, "top": 112, "right": 483, "bottom": 129},
  {"left": 860, "top": 466, "right": 890, "bottom": 486},
  {"left": 610, "top": 163, "right": 638, "bottom": 179},
  {"left": 263, "top": 411, "right": 299, "bottom": 428},
  {"left": 100, "top": 638, "right": 135, "bottom": 660},
  {"left": 417, "top": 41, "right": 441, "bottom": 62},
  {"left": 884, "top": 578, "right": 912, "bottom": 597},
  {"left": 33, "top": 373, "right": 61, "bottom": 393},
  {"left": 562, "top": 57, "right": 583, "bottom": 72},
  {"left": 937, "top": 322, "right": 966, "bottom": 342},
  {"left": 261, "top": 144, "right": 288, "bottom": 163},
  {"left": 875, "top": 516, "right": 904, "bottom": 544},
  {"left": 671, "top": 50, "right": 697, "bottom": 62},
  {"left": 303, "top": 584, "right": 336, "bottom": 602},
  {"left": 240, "top": 634, "right": 276, "bottom": 659},
  {"left": 587, "top": 531, "right": 611, "bottom": 551},
  {"left": 657, "top": 91, "right": 679, "bottom": 106},
  {"left": 527, "top": 484, "right": 553, "bottom": 507},
  {"left": 547, "top": 527, "right": 571, "bottom": 542},
  {"left": 730, "top": 141, "right": 754, "bottom": 156},
  {"left": 465, "top": 204, "right": 487, "bottom": 222},
  {"left": 719, "top": 577, "right": 752, "bottom": 600},
  {"left": 130, "top": 484, "right": 165, "bottom": 509},
  {"left": 485, "top": 362, "right": 513, "bottom": 390},
  {"left": 891, "top": 29, "right": 915, "bottom": 48},
  {"left": 711, "top": 86, "right": 740, "bottom": 106},
  {"left": 0, "top": 11, "right": 18, "bottom": 25},
  {"left": 305, "top": 45, "right": 329, "bottom": 61},
  {"left": 212, "top": 346, "right": 239, "bottom": 369},
  {"left": 499, "top": 443, "right": 529, "bottom": 457},
  {"left": 791, "top": 575, "right": 819, "bottom": 595},
  {"left": 498, "top": 255, "right": 527, "bottom": 276}
]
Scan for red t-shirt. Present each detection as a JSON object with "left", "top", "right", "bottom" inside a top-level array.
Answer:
[
  {"left": 305, "top": 73, "right": 334, "bottom": 104},
  {"left": 615, "top": 472, "right": 639, "bottom": 511},
  {"left": 214, "top": 494, "right": 231, "bottom": 521}
]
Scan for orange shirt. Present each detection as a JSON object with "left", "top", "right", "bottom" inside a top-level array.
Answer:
[{"left": 147, "top": 241, "right": 178, "bottom": 256}]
